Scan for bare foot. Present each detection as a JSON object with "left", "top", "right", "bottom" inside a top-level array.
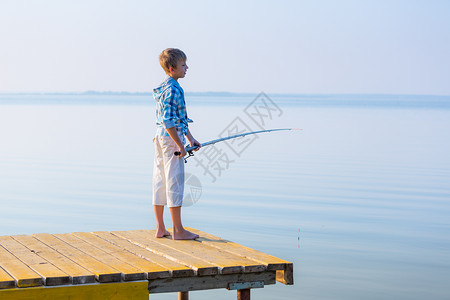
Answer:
[
  {"left": 155, "top": 228, "right": 171, "bottom": 238},
  {"left": 172, "top": 228, "right": 199, "bottom": 240}
]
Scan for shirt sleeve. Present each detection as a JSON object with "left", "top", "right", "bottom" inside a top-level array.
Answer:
[{"left": 160, "top": 87, "right": 180, "bottom": 129}]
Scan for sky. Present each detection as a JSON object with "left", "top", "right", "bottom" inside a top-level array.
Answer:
[{"left": 0, "top": 0, "right": 449, "bottom": 95}]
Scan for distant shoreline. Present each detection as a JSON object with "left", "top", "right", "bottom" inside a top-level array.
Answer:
[
  {"left": 0, "top": 91, "right": 449, "bottom": 98},
  {"left": 1, "top": 93, "right": 450, "bottom": 109}
]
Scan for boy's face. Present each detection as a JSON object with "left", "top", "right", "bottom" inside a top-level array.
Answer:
[{"left": 170, "top": 60, "right": 188, "bottom": 80}]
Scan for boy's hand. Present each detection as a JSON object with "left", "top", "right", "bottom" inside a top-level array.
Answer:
[
  {"left": 177, "top": 146, "right": 187, "bottom": 158},
  {"left": 188, "top": 138, "right": 202, "bottom": 151}
]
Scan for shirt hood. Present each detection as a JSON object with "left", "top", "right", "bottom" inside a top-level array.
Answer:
[{"left": 153, "top": 76, "right": 180, "bottom": 102}]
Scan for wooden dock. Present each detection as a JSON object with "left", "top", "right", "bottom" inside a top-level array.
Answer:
[{"left": 0, "top": 228, "right": 293, "bottom": 299}]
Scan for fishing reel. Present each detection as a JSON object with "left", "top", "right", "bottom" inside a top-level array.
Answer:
[{"left": 174, "top": 145, "right": 199, "bottom": 163}]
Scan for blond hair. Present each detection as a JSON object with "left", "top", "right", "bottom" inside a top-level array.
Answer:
[{"left": 159, "top": 48, "right": 187, "bottom": 74}]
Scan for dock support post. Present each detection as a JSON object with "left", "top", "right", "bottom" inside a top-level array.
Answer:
[
  {"left": 178, "top": 291, "right": 189, "bottom": 300},
  {"left": 237, "top": 288, "right": 250, "bottom": 300}
]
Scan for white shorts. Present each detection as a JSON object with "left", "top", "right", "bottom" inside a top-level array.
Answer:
[{"left": 152, "top": 135, "right": 185, "bottom": 207}]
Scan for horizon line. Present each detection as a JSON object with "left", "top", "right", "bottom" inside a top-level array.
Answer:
[{"left": 0, "top": 91, "right": 449, "bottom": 97}]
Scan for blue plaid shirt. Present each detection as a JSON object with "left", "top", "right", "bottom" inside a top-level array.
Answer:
[{"left": 153, "top": 76, "right": 192, "bottom": 136}]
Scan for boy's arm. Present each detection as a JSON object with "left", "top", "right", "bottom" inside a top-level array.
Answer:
[
  {"left": 166, "top": 127, "right": 187, "bottom": 157},
  {"left": 186, "top": 129, "right": 201, "bottom": 151}
]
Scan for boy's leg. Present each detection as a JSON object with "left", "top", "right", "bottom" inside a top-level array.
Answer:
[
  {"left": 153, "top": 136, "right": 170, "bottom": 238},
  {"left": 169, "top": 206, "right": 199, "bottom": 240},
  {"left": 160, "top": 134, "right": 198, "bottom": 240},
  {"left": 153, "top": 205, "right": 170, "bottom": 238}
]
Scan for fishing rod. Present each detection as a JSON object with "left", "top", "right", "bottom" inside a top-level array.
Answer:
[{"left": 174, "top": 128, "right": 300, "bottom": 161}]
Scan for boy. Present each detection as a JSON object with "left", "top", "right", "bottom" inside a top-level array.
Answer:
[{"left": 152, "top": 48, "right": 201, "bottom": 240}]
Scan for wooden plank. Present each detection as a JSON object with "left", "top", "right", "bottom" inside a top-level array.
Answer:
[
  {"left": 0, "top": 239, "right": 42, "bottom": 287},
  {"left": 32, "top": 233, "right": 121, "bottom": 283},
  {"left": 186, "top": 228, "right": 290, "bottom": 269},
  {"left": 132, "top": 230, "right": 265, "bottom": 274},
  {"left": 227, "top": 281, "right": 264, "bottom": 290},
  {"left": 112, "top": 230, "right": 219, "bottom": 276},
  {"left": 276, "top": 263, "right": 294, "bottom": 285},
  {"left": 0, "top": 266, "right": 16, "bottom": 289},
  {"left": 0, "top": 281, "right": 149, "bottom": 300},
  {"left": 11, "top": 235, "right": 95, "bottom": 285},
  {"left": 92, "top": 231, "right": 194, "bottom": 278},
  {"left": 186, "top": 228, "right": 294, "bottom": 285},
  {"left": 148, "top": 271, "right": 276, "bottom": 294},
  {"left": 53, "top": 233, "right": 146, "bottom": 282},
  {"left": 72, "top": 232, "right": 170, "bottom": 279},
  {"left": 0, "top": 236, "right": 69, "bottom": 286}
]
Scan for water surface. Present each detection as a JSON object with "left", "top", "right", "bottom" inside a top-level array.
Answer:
[{"left": 0, "top": 94, "right": 449, "bottom": 299}]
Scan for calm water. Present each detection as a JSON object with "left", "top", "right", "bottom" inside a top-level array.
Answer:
[{"left": 0, "top": 94, "right": 449, "bottom": 299}]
